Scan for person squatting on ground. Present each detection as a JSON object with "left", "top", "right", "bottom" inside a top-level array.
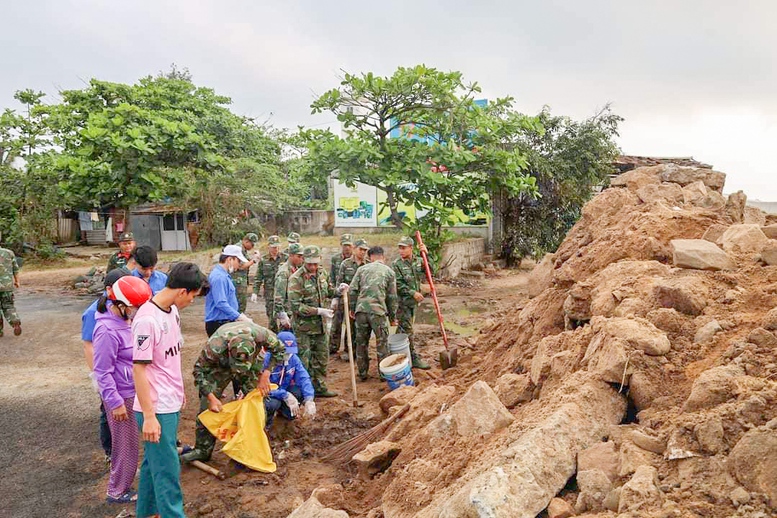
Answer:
[
  {"left": 93, "top": 276, "right": 153, "bottom": 504},
  {"left": 273, "top": 243, "right": 304, "bottom": 331},
  {"left": 251, "top": 235, "right": 284, "bottom": 333},
  {"left": 392, "top": 236, "right": 432, "bottom": 370},
  {"left": 130, "top": 245, "right": 168, "bottom": 295},
  {"left": 107, "top": 232, "right": 136, "bottom": 273},
  {"left": 332, "top": 238, "right": 370, "bottom": 361},
  {"left": 231, "top": 233, "right": 261, "bottom": 313},
  {"left": 182, "top": 321, "right": 285, "bottom": 463},
  {"left": 83, "top": 268, "right": 132, "bottom": 461},
  {"left": 0, "top": 245, "right": 22, "bottom": 337},
  {"left": 288, "top": 245, "right": 338, "bottom": 397},
  {"left": 347, "top": 246, "right": 399, "bottom": 380},
  {"left": 264, "top": 331, "right": 316, "bottom": 427},
  {"left": 205, "top": 244, "right": 253, "bottom": 337},
  {"left": 133, "top": 262, "right": 206, "bottom": 518}
]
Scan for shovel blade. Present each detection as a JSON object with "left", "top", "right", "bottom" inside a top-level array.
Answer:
[{"left": 439, "top": 346, "right": 458, "bottom": 370}]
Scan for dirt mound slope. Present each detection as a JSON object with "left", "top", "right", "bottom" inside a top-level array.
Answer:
[{"left": 291, "top": 164, "right": 777, "bottom": 518}]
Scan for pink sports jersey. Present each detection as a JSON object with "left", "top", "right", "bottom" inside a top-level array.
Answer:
[{"left": 132, "top": 301, "right": 185, "bottom": 414}]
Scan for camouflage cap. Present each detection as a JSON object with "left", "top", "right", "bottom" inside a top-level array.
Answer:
[
  {"left": 302, "top": 245, "right": 322, "bottom": 264},
  {"left": 118, "top": 232, "right": 135, "bottom": 242},
  {"left": 340, "top": 233, "right": 354, "bottom": 246},
  {"left": 288, "top": 243, "right": 304, "bottom": 255},
  {"left": 244, "top": 232, "right": 259, "bottom": 243},
  {"left": 227, "top": 334, "right": 258, "bottom": 374},
  {"left": 398, "top": 236, "right": 415, "bottom": 247},
  {"left": 287, "top": 232, "right": 301, "bottom": 243},
  {"left": 354, "top": 238, "right": 370, "bottom": 250},
  {"left": 267, "top": 235, "right": 281, "bottom": 247}
]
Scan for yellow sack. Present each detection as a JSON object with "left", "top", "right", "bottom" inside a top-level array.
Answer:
[{"left": 198, "top": 389, "right": 276, "bottom": 473}]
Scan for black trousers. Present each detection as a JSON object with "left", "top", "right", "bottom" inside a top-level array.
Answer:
[{"left": 205, "top": 319, "right": 233, "bottom": 337}]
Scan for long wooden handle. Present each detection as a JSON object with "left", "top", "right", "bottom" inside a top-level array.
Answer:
[
  {"left": 414, "top": 231, "right": 449, "bottom": 349},
  {"left": 342, "top": 290, "right": 359, "bottom": 406},
  {"left": 191, "top": 460, "right": 226, "bottom": 480}
]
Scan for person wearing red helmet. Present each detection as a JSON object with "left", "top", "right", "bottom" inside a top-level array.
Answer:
[{"left": 93, "top": 276, "right": 153, "bottom": 504}]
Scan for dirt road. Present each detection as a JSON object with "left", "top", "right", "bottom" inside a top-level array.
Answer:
[{"left": 0, "top": 266, "right": 529, "bottom": 517}]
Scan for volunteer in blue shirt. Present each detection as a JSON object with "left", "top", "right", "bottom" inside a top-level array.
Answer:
[
  {"left": 264, "top": 331, "right": 316, "bottom": 427},
  {"left": 130, "top": 245, "right": 168, "bottom": 294},
  {"left": 204, "top": 244, "right": 253, "bottom": 337}
]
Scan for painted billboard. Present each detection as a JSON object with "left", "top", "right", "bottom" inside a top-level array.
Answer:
[{"left": 333, "top": 179, "right": 377, "bottom": 227}]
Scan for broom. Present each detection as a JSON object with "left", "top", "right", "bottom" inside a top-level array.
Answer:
[{"left": 320, "top": 403, "right": 411, "bottom": 464}]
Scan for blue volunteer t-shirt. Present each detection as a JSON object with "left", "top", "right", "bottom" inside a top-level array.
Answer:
[
  {"left": 131, "top": 268, "right": 169, "bottom": 295},
  {"left": 81, "top": 298, "right": 100, "bottom": 341}
]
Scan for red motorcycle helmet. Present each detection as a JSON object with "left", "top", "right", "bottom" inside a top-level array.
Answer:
[{"left": 110, "top": 276, "right": 153, "bottom": 307}]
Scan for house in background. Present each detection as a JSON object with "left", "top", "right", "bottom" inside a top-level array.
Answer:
[{"left": 130, "top": 203, "right": 197, "bottom": 251}]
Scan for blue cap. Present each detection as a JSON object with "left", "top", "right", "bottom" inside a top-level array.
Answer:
[{"left": 276, "top": 331, "right": 298, "bottom": 354}]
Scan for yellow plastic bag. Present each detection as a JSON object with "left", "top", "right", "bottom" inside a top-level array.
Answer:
[{"left": 198, "top": 389, "right": 276, "bottom": 473}]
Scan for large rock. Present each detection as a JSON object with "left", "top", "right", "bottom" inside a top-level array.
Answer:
[
  {"left": 762, "top": 308, "right": 777, "bottom": 330},
  {"left": 583, "top": 333, "right": 631, "bottom": 385},
  {"left": 744, "top": 206, "right": 767, "bottom": 225},
  {"left": 659, "top": 165, "right": 726, "bottom": 192},
  {"left": 546, "top": 497, "right": 575, "bottom": 518},
  {"left": 287, "top": 496, "right": 349, "bottom": 518},
  {"left": 379, "top": 385, "right": 418, "bottom": 413},
  {"left": 728, "top": 423, "right": 777, "bottom": 507},
  {"left": 683, "top": 364, "right": 745, "bottom": 412},
  {"left": 575, "top": 468, "right": 612, "bottom": 512},
  {"left": 694, "top": 416, "right": 726, "bottom": 454},
  {"left": 726, "top": 191, "right": 747, "bottom": 223},
  {"left": 636, "top": 183, "right": 684, "bottom": 205},
  {"left": 717, "top": 224, "right": 769, "bottom": 254},
  {"left": 702, "top": 223, "right": 729, "bottom": 243},
  {"left": 594, "top": 316, "right": 672, "bottom": 356},
  {"left": 682, "top": 180, "right": 726, "bottom": 209},
  {"left": 528, "top": 253, "right": 555, "bottom": 298},
  {"left": 671, "top": 239, "right": 735, "bottom": 271},
  {"left": 610, "top": 167, "right": 662, "bottom": 191},
  {"left": 762, "top": 224, "right": 777, "bottom": 239},
  {"left": 578, "top": 441, "right": 619, "bottom": 482},
  {"left": 748, "top": 327, "right": 777, "bottom": 348},
  {"left": 352, "top": 441, "right": 401, "bottom": 480},
  {"left": 493, "top": 373, "right": 533, "bottom": 408},
  {"left": 761, "top": 240, "right": 777, "bottom": 266},
  {"left": 431, "top": 381, "right": 514, "bottom": 437},
  {"left": 618, "top": 465, "right": 663, "bottom": 513},
  {"left": 653, "top": 278, "right": 708, "bottom": 316},
  {"left": 694, "top": 319, "right": 723, "bottom": 343}
]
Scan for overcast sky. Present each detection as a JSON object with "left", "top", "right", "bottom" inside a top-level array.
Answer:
[{"left": 3, "top": 1, "right": 775, "bottom": 198}]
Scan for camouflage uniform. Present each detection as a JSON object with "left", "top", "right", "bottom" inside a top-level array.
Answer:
[
  {"left": 188, "top": 322, "right": 285, "bottom": 459},
  {"left": 273, "top": 243, "right": 303, "bottom": 328},
  {"left": 280, "top": 232, "right": 300, "bottom": 262},
  {"left": 288, "top": 246, "right": 335, "bottom": 395},
  {"left": 328, "top": 234, "right": 354, "bottom": 354},
  {"left": 0, "top": 247, "right": 21, "bottom": 336},
  {"left": 331, "top": 239, "right": 370, "bottom": 356},
  {"left": 348, "top": 261, "right": 398, "bottom": 379},
  {"left": 231, "top": 233, "right": 259, "bottom": 313},
  {"left": 253, "top": 236, "right": 284, "bottom": 332},
  {"left": 107, "top": 231, "right": 135, "bottom": 273},
  {"left": 392, "top": 236, "right": 434, "bottom": 366}
]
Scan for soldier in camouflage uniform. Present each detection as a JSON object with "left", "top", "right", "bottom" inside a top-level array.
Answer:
[
  {"left": 288, "top": 245, "right": 337, "bottom": 397},
  {"left": 348, "top": 246, "right": 398, "bottom": 380},
  {"left": 230, "top": 233, "right": 260, "bottom": 313},
  {"left": 181, "top": 321, "right": 285, "bottom": 463},
  {"left": 280, "top": 232, "right": 300, "bottom": 261},
  {"left": 331, "top": 238, "right": 370, "bottom": 359},
  {"left": 251, "top": 235, "right": 284, "bottom": 332},
  {"left": 328, "top": 234, "right": 353, "bottom": 355},
  {"left": 0, "top": 246, "right": 21, "bottom": 337},
  {"left": 106, "top": 232, "right": 136, "bottom": 273},
  {"left": 391, "top": 236, "right": 432, "bottom": 369},
  {"left": 273, "top": 243, "right": 304, "bottom": 331}
]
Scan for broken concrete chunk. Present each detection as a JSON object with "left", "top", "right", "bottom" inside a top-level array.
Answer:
[
  {"left": 493, "top": 373, "right": 533, "bottom": 408},
  {"left": 352, "top": 441, "right": 401, "bottom": 480},
  {"left": 728, "top": 425, "right": 777, "bottom": 506},
  {"left": 546, "top": 497, "right": 575, "bottom": 518},
  {"left": 445, "top": 380, "right": 514, "bottom": 437},
  {"left": 575, "top": 468, "right": 612, "bottom": 513},
  {"left": 683, "top": 364, "right": 745, "bottom": 412},
  {"left": 618, "top": 465, "right": 663, "bottom": 513},
  {"left": 694, "top": 319, "right": 723, "bottom": 343},
  {"left": 671, "top": 239, "right": 735, "bottom": 271},
  {"left": 287, "top": 495, "right": 349, "bottom": 518},
  {"left": 578, "top": 441, "right": 619, "bottom": 483},
  {"left": 378, "top": 385, "right": 418, "bottom": 414},
  {"left": 717, "top": 224, "right": 769, "bottom": 254}
]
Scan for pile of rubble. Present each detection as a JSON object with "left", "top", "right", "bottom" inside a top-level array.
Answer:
[
  {"left": 290, "top": 164, "right": 777, "bottom": 518},
  {"left": 72, "top": 266, "right": 108, "bottom": 295}
]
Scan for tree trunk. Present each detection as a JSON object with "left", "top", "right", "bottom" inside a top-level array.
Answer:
[{"left": 385, "top": 187, "right": 405, "bottom": 229}]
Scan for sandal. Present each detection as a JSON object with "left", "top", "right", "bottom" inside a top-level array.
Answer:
[{"left": 106, "top": 490, "right": 137, "bottom": 504}]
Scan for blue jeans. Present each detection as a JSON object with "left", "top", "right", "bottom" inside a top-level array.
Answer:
[
  {"left": 264, "top": 386, "right": 303, "bottom": 428},
  {"left": 135, "top": 412, "right": 185, "bottom": 518}
]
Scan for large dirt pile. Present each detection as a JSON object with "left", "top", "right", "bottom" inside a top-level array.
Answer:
[{"left": 291, "top": 164, "right": 777, "bottom": 518}]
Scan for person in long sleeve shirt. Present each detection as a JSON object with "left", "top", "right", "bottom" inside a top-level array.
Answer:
[
  {"left": 264, "top": 331, "right": 316, "bottom": 427},
  {"left": 204, "top": 245, "right": 250, "bottom": 337}
]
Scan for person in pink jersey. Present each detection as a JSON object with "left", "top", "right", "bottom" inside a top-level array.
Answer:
[{"left": 132, "top": 262, "right": 207, "bottom": 518}]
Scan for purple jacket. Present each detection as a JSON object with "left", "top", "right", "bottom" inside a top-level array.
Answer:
[{"left": 93, "top": 304, "right": 135, "bottom": 410}]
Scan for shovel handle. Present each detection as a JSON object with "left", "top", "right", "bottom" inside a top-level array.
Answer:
[{"left": 414, "top": 231, "right": 449, "bottom": 349}]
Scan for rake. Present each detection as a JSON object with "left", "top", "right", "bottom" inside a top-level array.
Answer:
[{"left": 320, "top": 404, "right": 410, "bottom": 464}]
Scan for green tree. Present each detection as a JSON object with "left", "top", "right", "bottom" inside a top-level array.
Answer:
[{"left": 500, "top": 106, "right": 622, "bottom": 262}]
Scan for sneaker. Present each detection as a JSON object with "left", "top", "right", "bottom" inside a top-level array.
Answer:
[
  {"left": 12, "top": 322, "right": 21, "bottom": 336},
  {"left": 315, "top": 388, "right": 338, "bottom": 398},
  {"left": 181, "top": 448, "right": 211, "bottom": 463},
  {"left": 412, "top": 355, "right": 430, "bottom": 370},
  {"left": 106, "top": 490, "right": 137, "bottom": 504}
]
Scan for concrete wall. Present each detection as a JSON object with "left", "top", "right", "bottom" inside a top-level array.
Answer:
[
  {"left": 282, "top": 210, "right": 334, "bottom": 235},
  {"left": 439, "top": 238, "right": 488, "bottom": 278}
]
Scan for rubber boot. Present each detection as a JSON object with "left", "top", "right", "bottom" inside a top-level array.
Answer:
[
  {"left": 181, "top": 425, "right": 215, "bottom": 463},
  {"left": 409, "top": 342, "right": 430, "bottom": 370}
]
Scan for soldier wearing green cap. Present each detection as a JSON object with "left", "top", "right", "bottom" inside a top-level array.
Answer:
[
  {"left": 281, "top": 232, "right": 301, "bottom": 260},
  {"left": 331, "top": 238, "right": 370, "bottom": 359},
  {"left": 391, "top": 236, "right": 432, "bottom": 369},
  {"left": 182, "top": 321, "right": 285, "bottom": 463},
  {"left": 328, "top": 234, "right": 353, "bottom": 355},
  {"left": 251, "top": 235, "right": 284, "bottom": 331},
  {"left": 230, "top": 233, "right": 261, "bottom": 313},
  {"left": 288, "top": 245, "right": 337, "bottom": 397},
  {"left": 107, "top": 232, "right": 136, "bottom": 273},
  {"left": 273, "top": 243, "right": 305, "bottom": 331},
  {"left": 0, "top": 245, "right": 21, "bottom": 337}
]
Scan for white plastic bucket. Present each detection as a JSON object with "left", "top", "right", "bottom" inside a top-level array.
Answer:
[
  {"left": 379, "top": 354, "right": 415, "bottom": 391},
  {"left": 388, "top": 333, "right": 411, "bottom": 363}
]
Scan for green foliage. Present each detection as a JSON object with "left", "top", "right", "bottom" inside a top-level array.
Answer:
[{"left": 501, "top": 106, "right": 622, "bottom": 261}]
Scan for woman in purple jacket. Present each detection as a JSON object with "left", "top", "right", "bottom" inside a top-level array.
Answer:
[{"left": 93, "top": 276, "right": 153, "bottom": 504}]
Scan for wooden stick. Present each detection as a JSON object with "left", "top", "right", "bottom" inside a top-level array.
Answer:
[
  {"left": 191, "top": 460, "right": 227, "bottom": 480},
  {"left": 342, "top": 290, "right": 359, "bottom": 407}
]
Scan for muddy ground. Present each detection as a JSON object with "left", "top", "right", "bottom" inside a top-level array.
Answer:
[{"left": 0, "top": 265, "right": 529, "bottom": 518}]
